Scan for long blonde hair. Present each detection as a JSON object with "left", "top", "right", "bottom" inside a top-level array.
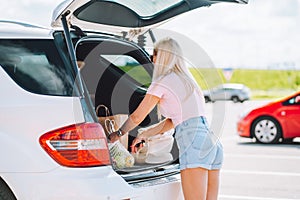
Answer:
[{"left": 152, "top": 37, "right": 198, "bottom": 97}]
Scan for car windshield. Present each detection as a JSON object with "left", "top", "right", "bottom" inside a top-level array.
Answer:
[
  {"left": 0, "top": 39, "right": 75, "bottom": 96},
  {"left": 108, "top": 0, "right": 182, "bottom": 16}
]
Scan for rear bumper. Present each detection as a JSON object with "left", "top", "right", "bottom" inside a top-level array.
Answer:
[
  {"left": 130, "top": 174, "right": 183, "bottom": 200},
  {"left": 3, "top": 166, "right": 183, "bottom": 200}
]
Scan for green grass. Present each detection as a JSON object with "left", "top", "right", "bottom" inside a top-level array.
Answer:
[
  {"left": 189, "top": 68, "right": 300, "bottom": 99},
  {"left": 189, "top": 68, "right": 300, "bottom": 90},
  {"left": 230, "top": 69, "right": 300, "bottom": 99},
  {"left": 229, "top": 69, "right": 300, "bottom": 91}
]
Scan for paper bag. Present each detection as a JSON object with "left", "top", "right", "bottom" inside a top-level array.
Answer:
[{"left": 96, "top": 105, "right": 129, "bottom": 149}]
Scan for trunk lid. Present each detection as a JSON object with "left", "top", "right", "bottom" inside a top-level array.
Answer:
[{"left": 52, "top": 0, "right": 248, "bottom": 36}]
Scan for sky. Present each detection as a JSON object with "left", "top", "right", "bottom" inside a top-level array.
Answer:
[{"left": 1, "top": 0, "right": 300, "bottom": 69}]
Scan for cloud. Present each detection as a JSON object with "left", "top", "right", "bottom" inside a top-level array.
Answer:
[
  {"left": 269, "top": 0, "right": 299, "bottom": 17},
  {"left": 1, "top": 0, "right": 63, "bottom": 26},
  {"left": 161, "top": 0, "right": 300, "bottom": 69}
]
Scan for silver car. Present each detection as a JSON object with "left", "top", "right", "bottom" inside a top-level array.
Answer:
[{"left": 203, "top": 83, "right": 251, "bottom": 103}]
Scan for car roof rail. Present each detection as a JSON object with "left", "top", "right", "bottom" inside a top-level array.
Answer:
[{"left": 0, "top": 20, "right": 44, "bottom": 29}]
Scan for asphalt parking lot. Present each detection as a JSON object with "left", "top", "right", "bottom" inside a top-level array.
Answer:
[{"left": 205, "top": 100, "right": 300, "bottom": 200}]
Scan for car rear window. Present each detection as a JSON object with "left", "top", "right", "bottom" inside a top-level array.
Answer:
[
  {"left": 109, "top": 0, "right": 182, "bottom": 16},
  {"left": 0, "top": 39, "right": 75, "bottom": 96}
]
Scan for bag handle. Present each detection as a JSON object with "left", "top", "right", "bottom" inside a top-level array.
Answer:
[
  {"left": 104, "top": 118, "right": 116, "bottom": 134},
  {"left": 96, "top": 104, "right": 110, "bottom": 117},
  {"left": 96, "top": 105, "right": 117, "bottom": 134}
]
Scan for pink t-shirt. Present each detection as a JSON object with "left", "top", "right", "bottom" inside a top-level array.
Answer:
[{"left": 147, "top": 73, "right": 206, "bottom": 127}]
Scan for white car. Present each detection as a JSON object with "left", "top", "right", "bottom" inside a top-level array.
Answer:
[
  {"left": 0, "top": 0, "right": 248, "bottom": 199},
  {"left": 203, "top": 83, "right": 251, "bottom": 103}
]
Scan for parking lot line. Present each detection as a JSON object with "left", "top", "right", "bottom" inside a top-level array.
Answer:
[
  {"left": 222, "top": 169, "right": 300, "bottom": 177},
  {"left": 225, "top": 154, "right": 300, "bottom": 160},
  {"left": 219, "top": 194, "right": 298, "bottom": 200}
]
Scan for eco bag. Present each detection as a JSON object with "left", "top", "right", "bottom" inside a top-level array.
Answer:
[
  {"left": 108, "top": 140, "right": 135, "bottom": 169},
  {"left": 133, "top": 127, "right": 174, "bottom": 164},
  {"left": 96, "top": 105, "right": 129, "bottom": 149}
]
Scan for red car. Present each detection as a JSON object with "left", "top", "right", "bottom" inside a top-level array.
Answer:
[{"left": 237, "top": 91, "right": 300, "bottom": 144}]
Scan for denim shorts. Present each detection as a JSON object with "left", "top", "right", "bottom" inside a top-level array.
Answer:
[{"left": 175, "top": 116, "right": 223, "bottom": 170}]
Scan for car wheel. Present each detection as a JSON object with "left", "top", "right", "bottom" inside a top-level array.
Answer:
[
  {"left": 204, "top": 96, "right": 210, "bottom": 103},
  {"left": 251, "top": 116, "right": 281, "bottom": 144},
  {"left": 232, "top": 96, "right": 239, "bottom": 103},
  {"left": 0, "top": 178, "right": 17, "bottom": 200}
]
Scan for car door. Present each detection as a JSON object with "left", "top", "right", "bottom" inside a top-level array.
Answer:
[
  {"left": 212, "top": 85, "right": 226, "bottom": 101},
  {"left": 281, "top": 94, "right": 300, "bottom": 138}
]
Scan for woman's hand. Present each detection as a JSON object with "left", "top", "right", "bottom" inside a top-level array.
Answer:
[
  {"left": 131, "top": 134, "right": 148, "bottom": 153},
  {"left": 108, "top": 131, "right": 120, "bottom": 143}
]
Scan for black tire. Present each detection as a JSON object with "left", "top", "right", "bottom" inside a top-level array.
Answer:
[
  {"left": 251, "top": 116, "right": 282, "bottom": 144},
  {"left": 232, "top": 96, "right": 240, "bottom": 103},
  {"left": 0, "top": 178, "right": 17, "bottom": 200},
  {"left": 204, "top": 96, "right": 210, "bottom": 103}
]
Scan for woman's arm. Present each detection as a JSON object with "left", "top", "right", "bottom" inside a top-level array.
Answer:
[
  {"left": 138, "top": 118, "right": 174, "bottom": 138},
  {"left": 131, "top": 118, "right": 174, "bottom": 153},
  {"left": 109, "top": 93, "right": 160, "bottom": 142}
]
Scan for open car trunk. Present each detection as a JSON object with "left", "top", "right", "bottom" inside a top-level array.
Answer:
[{"left": 55, "top": 0, "right": 248, "bottom": 183}]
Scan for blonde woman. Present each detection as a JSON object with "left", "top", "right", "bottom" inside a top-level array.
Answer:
[{"left": 109, "top": 37, "right": 223, "bottom": 200}]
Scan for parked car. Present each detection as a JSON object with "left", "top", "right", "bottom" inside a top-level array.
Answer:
[
  {"left": 203, "top": 83, "right": 250, "bottom": 103},
  {"left": 237, "top": 91, "right": 300, "bottom": 144},
  {"left": 0, "top": 0, "right": 248, "bottom": 199}
]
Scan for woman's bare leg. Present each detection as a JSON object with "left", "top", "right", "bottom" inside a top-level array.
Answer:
[
  {"left": 206, "top": 170, "right": 220, "bottom": 200},
  {"left": 180, "top": 168, "right": 208, "bottom": 200}
]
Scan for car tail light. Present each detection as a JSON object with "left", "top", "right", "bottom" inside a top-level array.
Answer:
[{"left": 39, "top": 123, "right": 111, "bottom": 167}]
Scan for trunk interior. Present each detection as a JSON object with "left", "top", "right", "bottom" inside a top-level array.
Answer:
[{"left": 76, "top": 35, "right": 180, "bottom": 181}]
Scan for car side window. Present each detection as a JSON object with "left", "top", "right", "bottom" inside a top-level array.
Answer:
[
  {"left": 101, "top": 55, "right": 151, "bottom": 87},
  {"left": 283, "top": 95, "right": 300, "bottom": 106},
  {"left": 0, "top": 39, "right": 74, "bottom": 96}
]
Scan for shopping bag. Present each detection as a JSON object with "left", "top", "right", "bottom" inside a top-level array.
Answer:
[
  {"left": 133, "top": 127, "right": 174, "bottom": 164},
  {"left": 96, "top": 105, "right": 134, "bottom": 168},
  {"left": 109, "top": 140, "right": 135, "bottom": 169},
  {"left": 96, "top": 105, "right": 129, "bottom": 149}
]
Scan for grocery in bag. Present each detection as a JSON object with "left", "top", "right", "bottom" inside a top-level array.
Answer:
[
  {"left": 96, "top": 105, "right": 134, "bottom": 168},
  {"left": 109, "top": 141, "right": 135, "bottom": 169}
]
